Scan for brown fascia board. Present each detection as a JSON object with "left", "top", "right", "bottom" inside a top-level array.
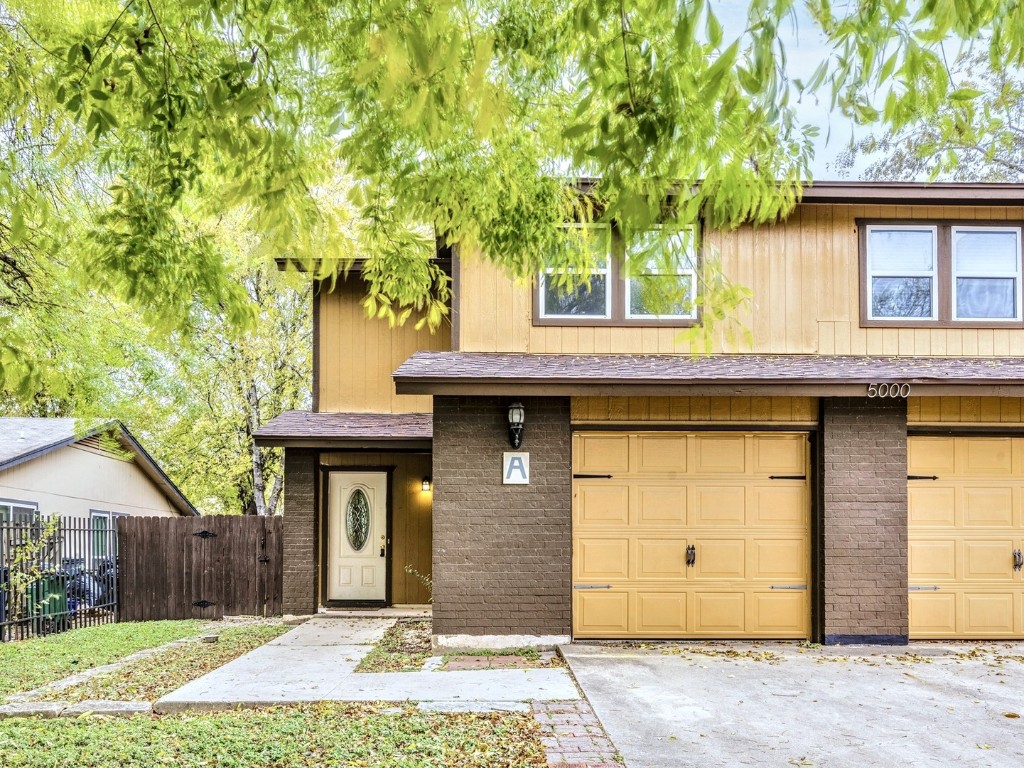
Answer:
[
  {"left": 254, "top": 437, "right": 432, "bottom": 451},
  {"left": 798, "top": 181, "right": 1024, "bottom": 206}
]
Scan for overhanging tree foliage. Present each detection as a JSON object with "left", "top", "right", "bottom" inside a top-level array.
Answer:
[{"left": 3, "top": 0, "right": 1024, "bottom": 392}]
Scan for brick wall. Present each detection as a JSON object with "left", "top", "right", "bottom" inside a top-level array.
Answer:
[
  {"left": 432, "top": 396, "right": 572, "bottom": 637},
  {"left": 822, "top": 398, "right": 908, "bottom": 644},
  {"left": 283, "top": 448, "right": 317, "bottom": 615}
]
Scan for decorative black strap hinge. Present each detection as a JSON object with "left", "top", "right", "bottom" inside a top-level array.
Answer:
[
  {"left": 907, "top": 475, "right": 939, "bottom": 481},
  {"left": 193, "top": 530, "right": 217, "bottom": 539},
  {"left": 258, "top": 555, "right": 270, "bottom": 563},
  {"left": 192, "top": 599, "right": 216, "bottom": 608},
  {"left": 572, "top": 474, "right": 614, "bottom": 479},
  {"left": 769, "top": 475, "right": 806, "bottom": 480}
]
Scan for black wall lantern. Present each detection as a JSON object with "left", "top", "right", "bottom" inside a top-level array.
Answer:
[{"left": 507, "top": 401, "right": 525, "bottom": 449}]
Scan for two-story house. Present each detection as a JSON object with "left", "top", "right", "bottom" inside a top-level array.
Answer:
[{"left": 256, "top": 181, "right": 1024, "bottom": 648}]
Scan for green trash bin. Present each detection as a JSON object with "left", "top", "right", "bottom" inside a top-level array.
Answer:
[{"left": 30, "top": 571, "right": 69, "bottom": 636}]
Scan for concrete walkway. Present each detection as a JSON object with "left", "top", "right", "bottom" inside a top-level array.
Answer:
[
  {"left": 562, "top": 642, "right": 1024, "bottom": 768},
  {"left": 155, "top": 617, "right": 580, "bottom": 713}
]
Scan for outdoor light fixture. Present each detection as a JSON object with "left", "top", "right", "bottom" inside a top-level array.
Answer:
[
  {"left": 421, "top": 476, "right": 432, "bottom": 492},
  {"left": 507, "top": 402, "right": 525, "bottom": 449}
]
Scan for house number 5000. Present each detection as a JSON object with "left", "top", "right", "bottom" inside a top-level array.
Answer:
[{"left": 867, "top": 382, "right": 910, "bottom": 398}]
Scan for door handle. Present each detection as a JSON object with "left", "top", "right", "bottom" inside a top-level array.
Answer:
[
  {"left": 685, "top": 544, "right": 696, "bottom": 568},
  {"left": 1014, "top": 549, "right": 1023, "bottom": 572},
  {"left": 379, "top": 535, "right": 386, "bottom": 558}
]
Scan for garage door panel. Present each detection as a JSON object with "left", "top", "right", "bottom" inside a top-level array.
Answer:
[
  {"left": 963, "top": 439, "right": 1013, "bottom": 476},
  {"left": 908, "top": 438, "right": 955, "bottom": 476},
  {"left": 637, "top": 486, "right": 686, "bottom": 526},
  {"left": 751, "top": 486, "right": 806, "bottom": 527},
  {"left": 574, "top": 431, "right": 810, "bottom": 639},
  {"left": 693, "top": 592, "right": 746, "bottom": 633},
  {"left": 909, "top": 487, "right": 955, "bottom": 527},
  {"left": 636, "top": 592, "right": 687, "bottom": 633},
  {"left": 637, "top": 435, "right": 687, "bottom": 474},
  {"left": 575, "top": 484, "right": 630, "bottom": 527},
  {"left": 748, "top": 592, "right": 807, "bottom": 634},
  {"left": 963, "top": 541, "right": 1016, "bottom": 580},
  {"left": 962, "top": 488, "right": 1014, "bottom": 528},
  {"left": 574, "top": 591, "right": 629, "bottom": 636},
  {"left": 750, "top": 538, "right": 807, "bottom": 581},
  {"left": 909, "top": 540, "right": 956, "bottom": 581},
  {"left": 695, "top": 435, "right": 747, "bottom": 474},
  {"left": 694, "top": 539, "right": 745, "bottom": 580},
  {"left": 909, "top": 592, "right": 957, "bottom": 636},
  {"left": 575, "top": 434, "right": 630, "bottom": 474},
  {"left": 575, "top": 538, "right": 629, "bottom": 581},
  {"left": 963, "top": 593, "right": 1016, "bottom": 635},
  {"left": 752, "top": 435, "right": 806, "bottom": 475},
  {"left": 694, "top": 487, "right": 746, "bottom": 526},
  {"left": 909, "top": 435, "right": 1024, "bottom": 640},
  {"left": 636, "top": 538, "right": 687, "bottom": 579}
]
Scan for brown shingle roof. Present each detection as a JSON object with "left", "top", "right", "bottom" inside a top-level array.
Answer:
[
  {"left": 393, "top": 352, "right": 1024, "bottom": 396},
  {"left": 254, "top": 411, "right": 432, "bottom": 446}
]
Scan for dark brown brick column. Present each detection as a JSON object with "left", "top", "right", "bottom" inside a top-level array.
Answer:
[
  {"left": 822, "top": 398, "right": 908, "bottom": 644},
  {"left": 432, "top": 396, "right": 572, "bottom": 643},
  {"left": 283, "top": 448, "right": 317, "bottom": 615}
]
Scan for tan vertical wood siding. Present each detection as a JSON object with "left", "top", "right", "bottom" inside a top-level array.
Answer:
[
  {"left": 318, "top": 279, "right": 451, "bottom": 413},
  {"left": 320, "top": 452, "right": 433, "bottom": 604},
  {"left": 456, "top": 204, "right": 1024, "bottom": 356},
  {"left": 571, "top": 396, "right": 819, "bottom": 424},
  {"left": 909, "top": 397, "right": 1024, "bottom": 425}
]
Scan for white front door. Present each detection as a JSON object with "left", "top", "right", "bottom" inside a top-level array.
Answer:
[{"left": 328, "top": 472, "right": 388, "bottom": 602}]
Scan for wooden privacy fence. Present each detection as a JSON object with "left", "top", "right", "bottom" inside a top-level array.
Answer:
[{"left": 118, "top": 516, "right": 282, "bottom": 622}]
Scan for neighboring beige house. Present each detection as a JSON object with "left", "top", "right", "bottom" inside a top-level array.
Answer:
[{"left": 0, "top": 418, "right": 199, "bottom": 534}]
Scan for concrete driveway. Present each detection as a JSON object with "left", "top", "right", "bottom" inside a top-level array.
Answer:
[{"left": 561, "top": 642, "right": 1024, "bottom": 768}]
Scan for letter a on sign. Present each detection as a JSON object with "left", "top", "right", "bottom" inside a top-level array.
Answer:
[{"left": 503, "top": 452, "right": 530, "bottom": 484}]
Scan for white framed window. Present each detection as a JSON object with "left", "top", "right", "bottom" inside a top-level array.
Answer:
[
  {"left": 538, "top": 224, "right": 613, "bottom": 319},
  {"left": 952, "top": 226, "right": 1022, "bottom": 321},
  {"left": 865, "top": 225, "right": 938, "bottom": 320},
  {"left": 0, "top": 500, "right": 38, "bottom": 525},
  {"left": 625, "top": 228, "right": 698, "bottom": 320}
]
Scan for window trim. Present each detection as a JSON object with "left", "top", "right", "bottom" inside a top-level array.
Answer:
[
  {"left": 537, "top": 224, "right": 613, "bottom": 321},
  {"left": 859, "top": 219, "right": 1024, "bottom": 329},
  {"left": 0, "top": 498, "right": 39, "bottom": 523},
  {"left": 950, "top": 225, "right": 1023, "bottom": 322},
  {"left": 533, "top": 224, "right": 702, "bottom": 328},
  {"left": 89, "top": 509, "right": 125, "bottom": 561}
]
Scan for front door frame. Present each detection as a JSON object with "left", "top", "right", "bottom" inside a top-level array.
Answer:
[{"left": 320, "top": 466, "right": 395, "bottom": 608}]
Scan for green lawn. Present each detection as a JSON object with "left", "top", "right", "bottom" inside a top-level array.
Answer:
[
  {"left": 0, "top": 704, "right": 547, "bottom": 768},
  {"left": 36, "top": 624, "right": 290, "bottom": 703},
  {"left": 0, "top": 620, "right": 204, "bottom": 701}
]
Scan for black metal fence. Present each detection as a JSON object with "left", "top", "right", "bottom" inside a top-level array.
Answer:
[{"left": 0, "top": 516, "right": 119, "bottom": 642}]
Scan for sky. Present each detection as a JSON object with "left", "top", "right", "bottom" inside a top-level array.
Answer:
[{"left": 715, "top": 1, "right": 873, "bottom": 181}]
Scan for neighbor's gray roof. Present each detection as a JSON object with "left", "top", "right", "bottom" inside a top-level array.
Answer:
[
  {"left": 393, "top": 352, "right": 1024, "bottom": 396},
  {"left": 0, "top": 418, "right": 199, "bottom": 516},
  {"left": 254, "top": 411, "right": 432, "bottom": 447}
]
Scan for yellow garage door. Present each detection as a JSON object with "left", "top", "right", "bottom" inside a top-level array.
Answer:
[
  {"left": 572, "top": 431, "right": 811, "bottom": 639},
  {"left": 909, "top": 436, "right": 1024, "bottom": 639}
]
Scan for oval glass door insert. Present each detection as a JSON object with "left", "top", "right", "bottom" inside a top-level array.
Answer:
[{"left": 346, "top": 488, "right": 371, "bottom": 551}]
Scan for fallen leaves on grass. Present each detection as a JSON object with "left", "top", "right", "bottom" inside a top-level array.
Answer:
[
  {"left": 0, "top": 621, "right": 205, "bottom": 701},
  {"left": 36, "top": 624, "right": 289, "bottom": 703},
  {"left": 356, "top": 619, "right": 433, "bottom": 673},
  {"left": 0, "top": 703, "right": 547, "bottom": 768}
]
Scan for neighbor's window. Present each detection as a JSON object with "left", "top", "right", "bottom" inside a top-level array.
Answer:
[
  {"left": 625, "top": 228, "right": 697, "bottom": 319},
  {"left": 536, "top": 224, "right": 700, "bottom": 326},
  {"left": 952, "top": 227, "right": 1022, "bottom": 320},
  {"left": 0, "top": 501, "right": 38, "bottom": 525},
  {"left": 90, "top": 510, "right": 123, "bottom": 561},
  {"left": 538, "top": 225, "right": 612, "bottom": 319},
  {"left": 861, "top": 222, "right": 1024, "bottom": 327}
]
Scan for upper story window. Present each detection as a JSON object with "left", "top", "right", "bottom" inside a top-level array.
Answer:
[
  {"left": 536, "top": 225, "right": 698, "bottom": 326},
  {"left": 861, "top": 221, "right": 1023, "bottom": 327}
]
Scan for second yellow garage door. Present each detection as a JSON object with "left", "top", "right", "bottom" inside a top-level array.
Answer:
[
  {"left": 909, "top": 436, "right": 1024, "bottom": 639},
  {"left": 572, "top": 431, "right": 811, "bottom": 639}
]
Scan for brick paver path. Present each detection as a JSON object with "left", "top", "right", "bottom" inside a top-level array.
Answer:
[{"left": 532, "top": 700, "right": 620, "bottom": 767}]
